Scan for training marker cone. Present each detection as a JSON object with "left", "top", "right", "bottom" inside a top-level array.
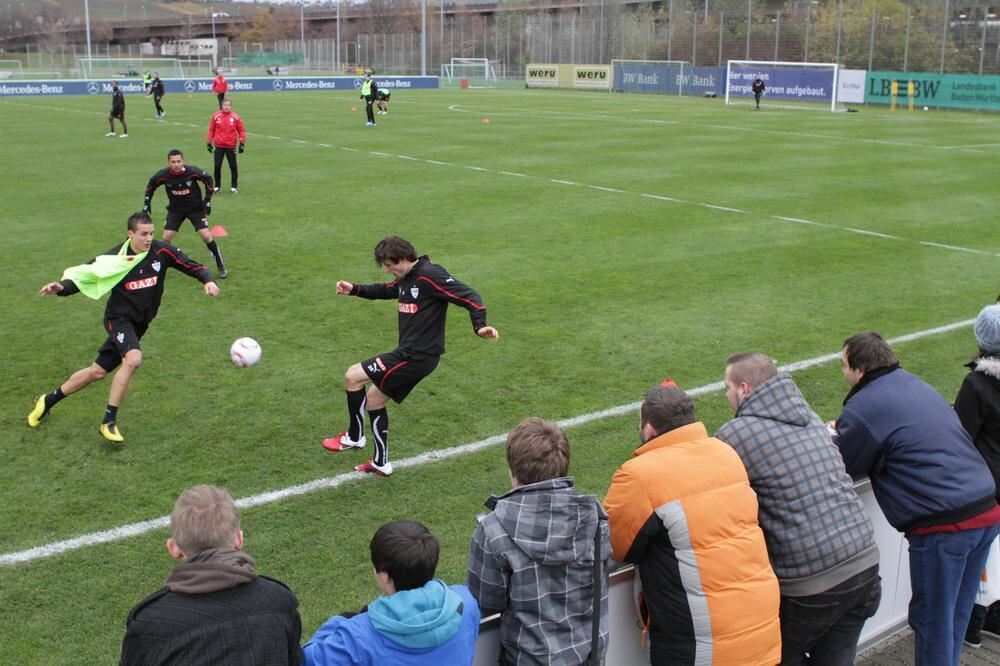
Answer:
[
  {"left": 210, "top": 224, "right": 228, "bottom": 237},
  {"left": 482, "top": 117, "right": 490, "bottom": 124}
]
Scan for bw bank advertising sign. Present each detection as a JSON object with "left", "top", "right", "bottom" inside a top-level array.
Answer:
[{"left": 0, "top": 76, "right": 438, "bottom": 97}]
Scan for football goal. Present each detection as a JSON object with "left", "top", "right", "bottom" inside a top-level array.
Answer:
[
  {"left": 76, "top": 57, "right": 198, "bottom": 79},
  {"left": 611, "top": 60, "right": 692, "bottom": 96},
  {"left": 725, "top": 60, "right": 840, "bottom": 111},
  {"left": 0, "top": 59, "right": 24, "bottom": 79},
  {"left": 440, "top": 58, "right": 500, "bottom": 88}
]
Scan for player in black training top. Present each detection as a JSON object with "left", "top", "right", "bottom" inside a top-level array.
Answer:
[
  {"left": 322, "top": 236, "right": 500, "bottom": 476},
  {"left": 107, "top": 80, "right": 127, "bottom": 138},
  {"left": 143, "top": 148, "right": 227, "bottom": 279},
  {"left": 27, "top": 212, "right": 219, "bottom": 443},
  {"left": 752, "top": 76, "right": 766, "bottom": 110},
  {"left": 150, "top": 72, "right": 165, "bottom": 118}
]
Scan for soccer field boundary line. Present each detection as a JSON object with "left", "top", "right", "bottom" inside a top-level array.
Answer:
[
  {"left": 0, "top": 318, "right": 976, "bottom": 568},
  {"left": 1, "top": 100, "right": 994, "bottom": 258},
  {"left": 443, "top": 103, "right": 990, "bottom": 153}
]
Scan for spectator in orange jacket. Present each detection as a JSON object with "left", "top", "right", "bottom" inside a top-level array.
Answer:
[
  {"left": 604, "top": 383, "right": 781, "bottom": 665},
  {"left": 212, "top": 70, "right": 229, "bottom": 109},
  {"left": 206, "top": 99, "right": 246, "bottom": 194}
]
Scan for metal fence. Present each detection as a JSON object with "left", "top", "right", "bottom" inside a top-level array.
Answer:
[{"left": 13, "top": 2, "right": 1000, "bottom": 79}]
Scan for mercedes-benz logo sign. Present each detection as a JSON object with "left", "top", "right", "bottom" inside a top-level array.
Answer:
[
  {"left": 272, "top": 79, "right": 284, "bottom": 91},
  {"left": 183, "top": 80, "right": 196, "bottom": 92},
  {"left": 353, "top": 78, "right": 362, "bottom": 90},
  {"left": 86, "top": 81, "right": 100, "bottom": 95}
]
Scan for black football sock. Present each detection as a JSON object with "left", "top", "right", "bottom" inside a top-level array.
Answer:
[
  {"left": 206, "top": 240, "right": 224, "bottom": 268},
  {"left": 369, "top": 407, "right": 389, "bottom": 466},
  {"left": 346, "top": 389, "right": 366, "bottom": 441},
  {"left": 103, "top": 404, "right": 118, "bottom": 425},
  {"left": 44, "top": 387, "right": 66, "bottom": 410}
]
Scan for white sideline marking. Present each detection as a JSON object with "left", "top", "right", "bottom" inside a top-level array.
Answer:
[
  {"left": 642, "top": 193, "right": 686, "bottom": 203},
  {"left": 551, "top": 179, "right": 578, "bottom": 185},
  {"left": 397, "top": 155, "right": 419, "bottom": 161},
  {"left": 702, "top": 204, "right": 746, "bottom": 213},
  {"left": 426, "top": 159, "right": 452, "bottom": 166},
  {"left": 844, "top": 228, "right": 900, "bottom": 240},
  {"left": 500, "top": 171, "right": 528, "bottom": 178},
  {"left": 466, "top": 165, "right": 488, "bottom": 171},
  {"left": 589, "top": 185, "right": 626, "bottom": 193},
  {"left": 292, "top": 139, "right": 309, "bottom": 144},
  {"left": 317, "top": 143, "right": 332, "bottom": 148},
  {"left": 370, "top": 151, "right": 390, "bottom": 157},
  {"left": 920, "top": 241, "right": 1000, "bottom": 257},
  {"left": 0, "top": 319, "right": 976, "bottom": 567},
  {"left": 341, "top": 147, "right": 359, "bottom": 152},
  {"left": 773, "top": 215, "right": 826, "bottom": 226}
]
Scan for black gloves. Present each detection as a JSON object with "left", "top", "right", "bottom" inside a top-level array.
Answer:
[
  {"left": 238, "top": 143, "right": 245, "bottom": 154},
  {"left": 207, "top": 143, "right": 214, "bottom": 153},
  {"left": 204, "top": 201, "right": 212, "bottom": 216}
]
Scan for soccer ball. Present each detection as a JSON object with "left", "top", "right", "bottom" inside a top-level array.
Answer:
[
  {"left": 230, "top": 337, "right": 261, "bottom": 367},
  {"left": 923, "top": 106, "right": 929, "bottom": 111}
]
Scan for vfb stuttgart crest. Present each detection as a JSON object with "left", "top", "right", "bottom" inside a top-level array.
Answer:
[
  {"left": 151, "top": 261, "right": 161, "bottom": 272},
  {"left": 410, "top": 287, "right": 419, "bottom": 298}
]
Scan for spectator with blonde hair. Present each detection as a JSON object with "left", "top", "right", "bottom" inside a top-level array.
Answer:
[{"left": 120, "top": 484, "right": 302, "bottom": 665}]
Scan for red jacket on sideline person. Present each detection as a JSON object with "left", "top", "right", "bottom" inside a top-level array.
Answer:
[
  {"left": 207, "top": 107, "right": 246, "bottom": 150},
  {"left": 212, "top": 74, "right": 228, "bottom": 96}
]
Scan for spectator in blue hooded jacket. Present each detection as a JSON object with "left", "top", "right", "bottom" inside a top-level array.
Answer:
[{"left": 303, "top": 520, "right": 480, "bottom": 665}]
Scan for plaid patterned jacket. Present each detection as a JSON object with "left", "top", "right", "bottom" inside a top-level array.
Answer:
[
  {"left": 716, "top": 374, "right": 878, "bottom": 596},
  {"left": 467, "top": 477, "right": 611, "bottom": 665}
]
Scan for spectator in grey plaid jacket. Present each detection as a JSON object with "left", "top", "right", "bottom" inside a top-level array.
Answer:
[
  {"left": 466, "top": 417, "right": 611, "bottom": 665},
  {"left": 716, "top": 353, "right": 881, "bottom": 666}
]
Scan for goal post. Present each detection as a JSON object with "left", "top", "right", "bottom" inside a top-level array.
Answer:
[
  {"left": 76, "top": 57, "right": 188, "bottom": 79},
  {"left": 440, "top": 57, "right": 500, "bottom": 87},
  {"left": 611, "top": 60, "right": 691, "bottom": 96},
  {"left": 725, "top": 60, "right": 840, "bottom": 112}
]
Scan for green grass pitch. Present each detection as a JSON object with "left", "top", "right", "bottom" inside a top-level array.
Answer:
[{"left": 0, "top": 87, "right": 996, "bottom": 662}]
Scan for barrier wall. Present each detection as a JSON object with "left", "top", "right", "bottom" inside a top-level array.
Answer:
[
  {"left": 525, "top": 64, "right": 611, "bottom": 91},
  {"left": 866, "top": 71, "right": 1000, "bottom": 110},
  {"left": 0, "top": 76, "right": 439, "bottom": 97},
  {"left": 472, "top": 479, "right": 909, "bottom": 665}
]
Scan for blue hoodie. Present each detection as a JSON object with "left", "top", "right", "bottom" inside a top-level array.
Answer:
[{"left": 303, "top": 580, "right": 480, "bottom": 665}]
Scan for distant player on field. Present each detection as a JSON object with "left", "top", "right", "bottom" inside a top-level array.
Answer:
[
  {"left": 211, "top": 69, "right": 229, "bottom": 109},
  {"left": 375, "top": 88, "right": 391, "bottom": 115},
  {"left": 323, "top": 236, "right": 500, "bottom": 476},
  {"left": 206, "top": 99, "right": 246, "bottom": 194},
  {"left": 143, "top": 149, "right": 228, "bottom": 279},
  {"left": 361, "top": 71, "right": 378, "bottom": 126},
  {"left": 107, "top": 80, "right": 128, "bottom": 138},
  {"left": 150, "top": 72, "right": 165, "bottom": 119},
  {"left": 752, "top": 76, "right": 765, "bottom": 110},
  {"left": 27, "top": 212, "right": 219, "bottom": 442}
]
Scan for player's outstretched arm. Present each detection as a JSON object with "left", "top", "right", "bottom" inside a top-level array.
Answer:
[
  {"left": 336, "top": 280, "right": 354, "bottom": 295},
  {"left": 476, "top": 326, "right": 499, "bottom": 341},
  {"left": 39, "top": 282, "right": 64, "bottom": 295},
  {"left": 204, "top": 282, "right": 220, "bottom": 297}
]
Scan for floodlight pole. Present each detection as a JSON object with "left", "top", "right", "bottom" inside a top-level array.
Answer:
[
  {"left": 421, "top": 0, "right": 426, "bottom": 75},
  {"left": 300, "top": 3, "right": 306, "bottom": 68},
  {"left": 336, "top": 0, "right": 341, "bottom": 71},
  {"left": 84, "top": 0, "right": 93, "bottom": 65}
]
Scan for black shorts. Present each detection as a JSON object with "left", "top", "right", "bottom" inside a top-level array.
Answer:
[
  {"left": 361, "top": 350, "right": 440, "bottom": 403},
  {"left": 95, "top": 318, "right": 148, "bottom": 372},
  {"left": 164, "top": 209, "right": 208, "bottom": 232},
  {"left": 110, "top": 110, "right": 125, "bottom": 119},
  {"left": 377, "top": 92, "right": 390, "bottom": 101}
]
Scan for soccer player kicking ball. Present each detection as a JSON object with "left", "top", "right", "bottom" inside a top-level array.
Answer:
[
  {"left": 28, "top": 212, "right": 219, "bottom": 443},
  {"left": 323, "top": 236, "right": 499, "bottom": 476}
]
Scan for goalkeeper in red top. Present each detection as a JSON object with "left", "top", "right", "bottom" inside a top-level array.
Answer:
[
  {"left": 27, "top": 212, "right": 219, "bottom": 443},
  {"left": 323, "top": 236, "right": 500, "bottom": 476},
  {"left": 206, "top": 99, "right": 246, "bottom": 195}
]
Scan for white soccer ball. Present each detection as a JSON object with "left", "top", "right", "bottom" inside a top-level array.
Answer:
[
  {"left": 230, "top": 337, "right": 261, "bottom": 367},
  {"left": 923, "top": 106, "right": 929, "bottom": 111}
]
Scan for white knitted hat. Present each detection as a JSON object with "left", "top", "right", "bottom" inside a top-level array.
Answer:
[{"left": 974, "top": 304, "right": 1000, "bottom": 355}]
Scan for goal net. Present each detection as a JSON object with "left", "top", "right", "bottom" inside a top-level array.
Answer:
[
  {"left": 725, "top": 60, "right": 840, "bottom": 111},
  {"left": 0, "top": 59, "right": 24, "bottom": 79},
  {"left": 76, "top": 57, "right": 201, "bottom": 79},
  {"left": 611, "top": 60, "right": 692, "bottom": 95},
  {"left": 440, "top": 58, "right": 500, "bottom": 88}
]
